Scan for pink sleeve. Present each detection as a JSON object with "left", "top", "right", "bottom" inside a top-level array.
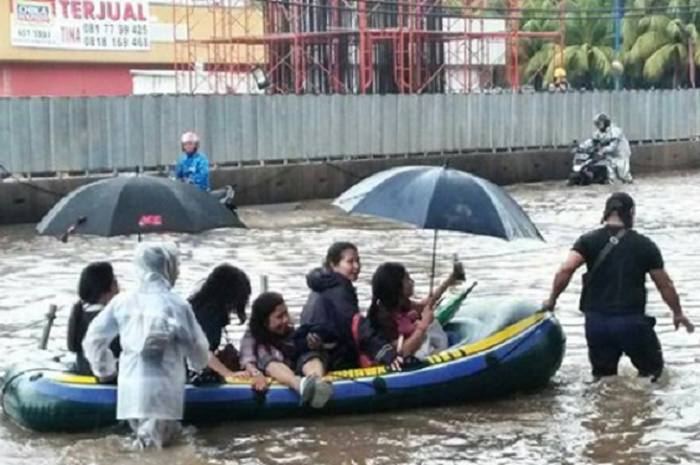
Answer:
[{"left": 239, "top": 329, "right": 257, "bottom": 368}]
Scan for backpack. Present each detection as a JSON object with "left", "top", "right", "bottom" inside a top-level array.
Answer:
[{"left": 351, "top": 313, "right": 376, "bottom": 368}]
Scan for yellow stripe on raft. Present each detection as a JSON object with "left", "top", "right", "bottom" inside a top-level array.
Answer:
[
  {"left": 47, "top": 373, "right": 98, "bottom": 384},
  {"left": 330, "top": 312, "right": 548, "bottom": 380},
  {"left": 49, "top": 312, "right": 549, "bottom": 386},
  {"left": 460, "top": 312, "right": 545, "bottom": 357}
]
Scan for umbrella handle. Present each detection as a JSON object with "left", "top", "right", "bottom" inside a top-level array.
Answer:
[
  {"left": 60, "top": 216, "right": 86, "bottom": 243},
  {"left": 429, "top": 229, "right": 439, "bottom": 295}
]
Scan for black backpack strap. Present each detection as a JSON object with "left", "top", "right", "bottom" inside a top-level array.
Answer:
[{"left": 584, "top": 228, "right": 628, "bottom": 284}]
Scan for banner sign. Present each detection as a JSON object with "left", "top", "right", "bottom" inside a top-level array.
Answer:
[{"left": 11, "top": 0, "right": 151, "bottom": 51}]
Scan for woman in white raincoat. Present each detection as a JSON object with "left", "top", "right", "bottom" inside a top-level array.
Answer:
[{"left": 83, "top": 242, "right": 210, "bottom": 449}]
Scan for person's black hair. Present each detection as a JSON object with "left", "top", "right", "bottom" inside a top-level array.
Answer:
[
  {"left": 189, "top": 263, "right": 252, "bottom": 325},
  {"left": 324, "top": 242, "right": 358, "bottom": 268},
  {"left": 67, "top": 262, "right": 115, "bottom": 353},
  {"left": 78, "top": 262, "right": 115, "bottom": 304},
  {"left": 602, "top": 192, "right": 635, "bottom": 228},
  {"left": 249, "top": 292, "right": 286, "bottom": 346},
  {"left": 367, "top": 262, "right": 408, "bottom": 340}
]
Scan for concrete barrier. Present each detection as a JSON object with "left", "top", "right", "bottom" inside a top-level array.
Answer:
[{"left": 2, "top": 141, "right": 699, "bottom": 226}]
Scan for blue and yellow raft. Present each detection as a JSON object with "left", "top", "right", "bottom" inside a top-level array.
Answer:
[{"left": 1, "top": 296, "right": 565, "bottom": 432}]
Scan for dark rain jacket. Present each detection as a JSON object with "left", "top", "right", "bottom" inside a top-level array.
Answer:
[{"left": 298, "top": 268, "right": 398, "bottom": 370}]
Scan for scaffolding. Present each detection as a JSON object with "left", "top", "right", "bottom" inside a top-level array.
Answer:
[
  {"left": 172, "top": 0, "right": 566, "bottom": 94},
  {"left": 173, "top": 0, "right": 264, "bottom": 94}
]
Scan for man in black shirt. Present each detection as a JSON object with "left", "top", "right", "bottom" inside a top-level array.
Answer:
[{"left": 544, "top": 192, "right": 694, "bottom": 380}]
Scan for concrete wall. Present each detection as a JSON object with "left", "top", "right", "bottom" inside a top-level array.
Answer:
[{"left": 2, "top": 140, "right": 698, "bottom": 226}]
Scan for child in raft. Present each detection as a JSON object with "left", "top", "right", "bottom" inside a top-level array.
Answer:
[
  {"left": 67, "top": 262, "right": 121, "bottom": 376},
  {"left": 239, "top": 292, "right": 333, "bottom": 409},
  {"left": 366, "top": 261, "right": 464, "bottom": 360}
]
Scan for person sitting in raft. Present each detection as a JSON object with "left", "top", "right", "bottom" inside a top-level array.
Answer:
[
  {"left": 366, "top": 262, "right": 464, "bottom": 361},
  {"left": 83, "top": 242, "right": 210, "bottom": 449},
  {"left": 67, "top": 262, "right": 121, "bottom": 376},
  {"left": 299, "top": 242, "right": 402, "bottom": 373},
  {"left": 189, "top": 264, "right": 252, "bottom": 379},
  {"left": 239, "top": 292, "right": 333, "bottom": 408}
]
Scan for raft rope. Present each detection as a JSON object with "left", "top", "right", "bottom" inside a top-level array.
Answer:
[
  {"left": 0, "top": 368, "right": 48, "bottom": 424},
  {"left": 0, "top": 164, "right": 65, "bottom": 198},
  {"left": 1, "top": 319, "right": 48, "bottom": 334},
  {"left": 0, "top": 162, "right": 340, "bottom": 200},
  {"left": 1, "top": 368, "right": 46, "bottom": 397}
]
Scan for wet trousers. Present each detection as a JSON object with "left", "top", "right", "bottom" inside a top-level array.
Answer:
[
  {"left": 128, "top": 419, "right": 182, "bottom": 449},
  {"left": 585, "top": 312, "right": 664, "bottom": 380}
]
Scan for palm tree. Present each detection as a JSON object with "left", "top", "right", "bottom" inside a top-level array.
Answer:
[
  {"left": 623, "top": 0, "right": 700, "bottom": 88},
  {"left": 522, "top": 0, "right": 615, "bottom": 89},
  {"left": 520, "top": 0, "right": 563, "bottom": 86}
]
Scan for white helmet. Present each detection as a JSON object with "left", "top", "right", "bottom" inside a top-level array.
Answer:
[{"left": 181, "top": 131, "right": 200, "bottom": 144}]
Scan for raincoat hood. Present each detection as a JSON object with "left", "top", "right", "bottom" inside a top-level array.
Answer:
[
  {"left": 306, "top": 267, "right": 348, "bottom": 293},
  {"left": 134, "top": 242, "right": 180, "bottom": 289}
]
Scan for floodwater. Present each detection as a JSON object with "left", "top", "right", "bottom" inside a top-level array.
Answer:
[{"left": 2, "top": 172, "right": 700, "bottom": 465}]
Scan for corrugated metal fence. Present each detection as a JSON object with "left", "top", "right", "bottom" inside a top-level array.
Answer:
[{"left": 1, "top": 90, "right": 699, "bottom": 175}]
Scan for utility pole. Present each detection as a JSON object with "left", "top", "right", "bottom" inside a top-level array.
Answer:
[{"left": 613, "top": 0, "right": 624, "bottom": 90}]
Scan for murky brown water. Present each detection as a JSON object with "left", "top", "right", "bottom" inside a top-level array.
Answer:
[{"left": 2, "top": 172, "right": 700, "bottom": 465}]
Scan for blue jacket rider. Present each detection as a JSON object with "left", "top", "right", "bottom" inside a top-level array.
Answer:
[{"left": 175, "top": 132, "right": 210, "bottom": 192}]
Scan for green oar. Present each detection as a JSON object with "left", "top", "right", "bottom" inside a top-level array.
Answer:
[{"left": 435, "top": 282, "right": 478, "bottom": 326}]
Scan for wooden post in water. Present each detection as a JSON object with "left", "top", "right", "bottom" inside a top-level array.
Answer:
[
  {"left": 39, "top": 304, "right": 58, "bottom": 350},
  {"left": 260, "top": 275, "right": 269, "bottom": 293}
]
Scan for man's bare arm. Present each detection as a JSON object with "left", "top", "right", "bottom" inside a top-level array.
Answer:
[
  {"left": 544, "top": 251, "right": 586, "bottom": 310},
  {"left": 650, "top": 269, "right": 694, "bottom": 333}
]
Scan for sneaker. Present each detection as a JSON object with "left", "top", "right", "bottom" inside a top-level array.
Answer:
[
  {"left": 299, "top": 376, "right": 316, "bottom": 405},
  {"left": 310, "top": 379, "right": 333, "bottom": 409},
  {"left": 299, "top": 376, "right": 333, "bottom": 409},
  {"left": 223, "top": 186, "right": 237, "bottom": 211}
]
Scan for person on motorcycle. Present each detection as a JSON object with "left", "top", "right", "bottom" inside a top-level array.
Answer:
[
  {"left": 592, "top": 113, "right": 633, "bottom": 184},
  {"left": 175, "top": 132, "right": 211, "bottom": 192},
  {"left": 174, "top": 132, "right": 238, "bottom": 213}
]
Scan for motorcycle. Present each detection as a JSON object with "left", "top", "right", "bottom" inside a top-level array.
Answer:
[{"left": 567, "top": 139, "right": 610, "bottom": 186}]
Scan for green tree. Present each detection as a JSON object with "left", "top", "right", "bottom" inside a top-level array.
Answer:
[
  {"left": 623, "top": 1, "right": 700, "bottom": 88},
  {"left": 522, "top": 0, "right": 615, "bottom": 89}
]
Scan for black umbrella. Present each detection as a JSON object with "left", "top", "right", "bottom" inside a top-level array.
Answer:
[
  {"left": 333, "top": 165, "right": 543, "bottom": 290},
  {"left": 37, "top": 175, "right": 244, "bottom": 240}
]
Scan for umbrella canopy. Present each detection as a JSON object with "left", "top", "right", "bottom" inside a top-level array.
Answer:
[
  {"left": 333, "top": 166, "right": 542, "bottom": 291},
  {"left": 333, "top": 165, "right": 542, "bottom": 241},
  {"left": 37, "top": 175, "right": 244, "bottom": 239}
]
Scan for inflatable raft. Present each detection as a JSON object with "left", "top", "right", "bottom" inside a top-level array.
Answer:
[{"left": 1, "top": 296, "right": 565, "bottom": 433}]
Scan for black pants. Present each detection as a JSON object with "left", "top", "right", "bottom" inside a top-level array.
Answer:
[{"left": 584, "top": 312, "right": 664, "bottom": 380}]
